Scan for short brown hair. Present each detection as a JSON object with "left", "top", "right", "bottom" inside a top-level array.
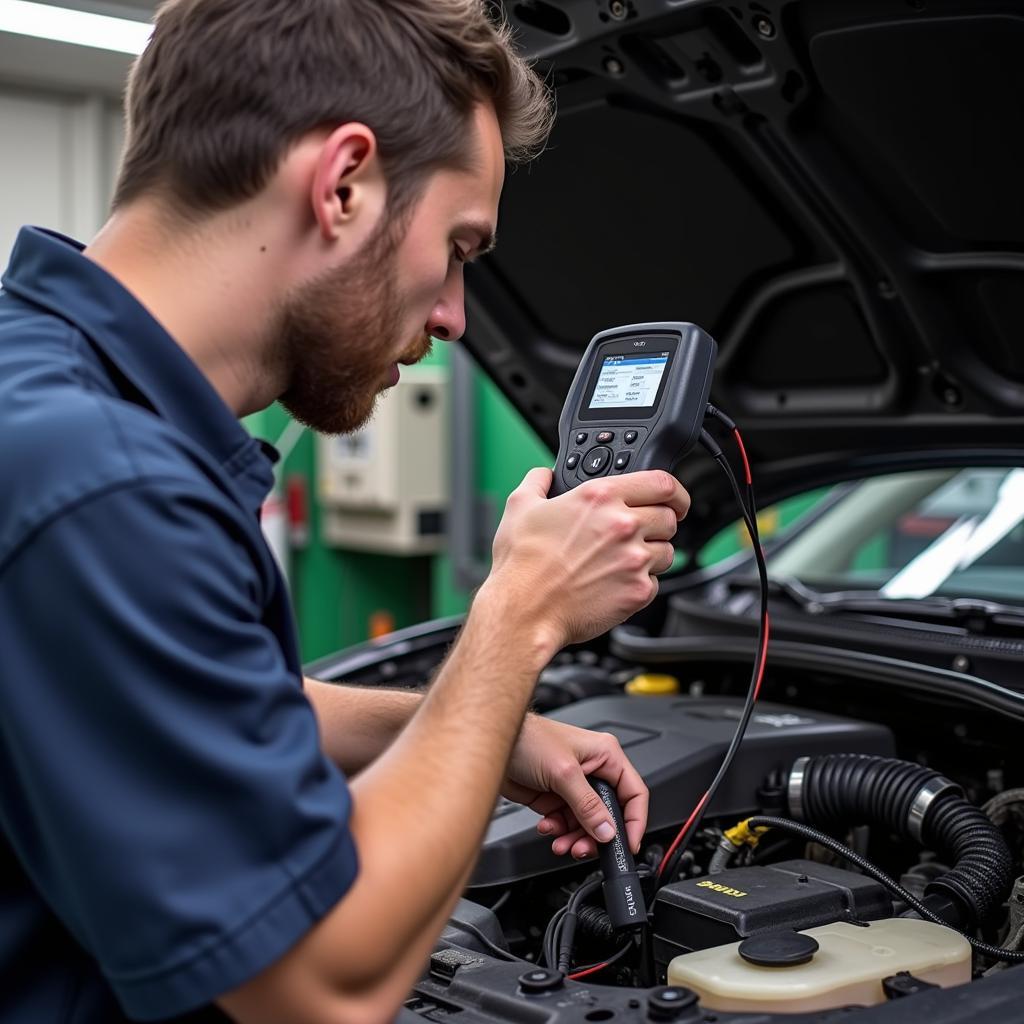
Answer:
[{"left": 113, "top": 0, "right": 553, "bottom": 218}]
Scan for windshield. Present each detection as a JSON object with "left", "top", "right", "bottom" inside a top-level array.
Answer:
[{"left": 767, "top": 468, "right": 1024, "bottom": 605}]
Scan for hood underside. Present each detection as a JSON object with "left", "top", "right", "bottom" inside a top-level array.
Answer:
[{"left": 466, "top": 0, "right": 1024, "bottom": 544}]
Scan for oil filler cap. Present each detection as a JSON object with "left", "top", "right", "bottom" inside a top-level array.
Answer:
[
  {"left": 625, "top": 673, "right": 680, "bottom": 696},
  {"left": 738, "top": 930, "right": 819, "bottom": 967}
]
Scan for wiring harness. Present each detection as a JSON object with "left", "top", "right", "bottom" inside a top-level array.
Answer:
[
  {"left": 654, "top": 407, "right": 771, "bottom": 888},
  {"left": 547, "top": 403, "right": 773, "bottom": 981}
]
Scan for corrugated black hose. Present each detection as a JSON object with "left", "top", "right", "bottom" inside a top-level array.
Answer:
[
  {"left": 747, "top": 816, "right": 1024, "bottom": 963},
  {"left": 790, "top": 754, "right": 1014, "bottom": 929}
]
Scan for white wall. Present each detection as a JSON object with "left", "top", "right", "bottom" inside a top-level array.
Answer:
[{"left": 0, "top": 86, "right": 124, "bottom": 271}]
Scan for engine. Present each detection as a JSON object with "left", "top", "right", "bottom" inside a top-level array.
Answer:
[
  {"left": 402, "top": 687, "right": 1024, "bottom": 1023},
  {"left": 473, "top": 693, "right": 893, "bottom": 887}
]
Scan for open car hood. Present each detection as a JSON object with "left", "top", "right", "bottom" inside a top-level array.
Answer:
[{"left": 466, "top": 0, "right": 1024, "bottom": 549}]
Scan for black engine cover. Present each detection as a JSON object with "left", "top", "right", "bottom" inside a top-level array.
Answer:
[
  {"left": 652, "top": 859, "right": 893, "bottom": 970},
  {"left": 471, "top": 695, "right": 893, "bottom": 887}
]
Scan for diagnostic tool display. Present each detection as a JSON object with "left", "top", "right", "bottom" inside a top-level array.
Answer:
[
  {"left": 589, "top": 353, "right": 670, "bottom": 409},
  {"left": 550, "top": 322, "right": 717, "bottom": 496}
]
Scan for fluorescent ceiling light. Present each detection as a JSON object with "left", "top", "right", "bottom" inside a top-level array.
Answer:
[{"left": 0, "top": 0, "right": 152, "bottom": 55}]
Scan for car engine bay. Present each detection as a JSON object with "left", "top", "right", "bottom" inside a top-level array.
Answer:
[{"left": 324, "top": 628, "right": 1024, "bottom": 1023}]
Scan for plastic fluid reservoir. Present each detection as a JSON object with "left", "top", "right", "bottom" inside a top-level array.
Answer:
[{"left": 666, "top": 918, "right": 970, "bottom": 1013}]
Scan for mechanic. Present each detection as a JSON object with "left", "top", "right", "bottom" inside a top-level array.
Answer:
[{"left": 0, "top": 2, "right": 690, "bottom": 1022}]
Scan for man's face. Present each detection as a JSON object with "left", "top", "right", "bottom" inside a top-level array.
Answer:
[{"left": 277, "top": 104, "right": 505, "bottom": 435}]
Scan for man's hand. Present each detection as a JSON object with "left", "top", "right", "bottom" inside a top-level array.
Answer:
[
  {"left": 502, "top": 715, "right": 649, "bottom": 860},
  {"left": 483, "top": 468, "right": 690, "bottom": 653}
]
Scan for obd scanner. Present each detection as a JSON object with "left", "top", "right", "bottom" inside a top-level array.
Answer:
[{"left": 549, "top": 323, "right": 717, "bottom": 497}]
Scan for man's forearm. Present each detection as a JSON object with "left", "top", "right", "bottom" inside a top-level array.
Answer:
[
  {"left": 304, "top": 679, "right": 423, "bottom": 774},
  {"left": 331, "top": 581, "right": 555, "bottom": 977}
]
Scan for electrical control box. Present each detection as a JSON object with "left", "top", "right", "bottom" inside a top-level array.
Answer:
[
  {"left": 317, "top": 366, "right": 449, "bottom": 554},
  {"left": 653, "top": 859, "right": 892, "bottom": 972}
]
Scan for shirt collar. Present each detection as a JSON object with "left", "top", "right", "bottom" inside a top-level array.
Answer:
[{"left": 1, "top": 226, "right": 264, "bottom": 481}]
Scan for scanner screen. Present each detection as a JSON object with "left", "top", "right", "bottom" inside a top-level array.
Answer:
[{"left": 588, "top": 352, "right": 670, "bottom": 409}]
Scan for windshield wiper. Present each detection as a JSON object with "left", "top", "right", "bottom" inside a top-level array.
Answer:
[{"left": 727, "top": 574, "right": 1024, "bottom": 636}]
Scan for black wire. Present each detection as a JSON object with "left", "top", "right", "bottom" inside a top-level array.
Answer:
[
  {"left": 557, "top": 913, "right": 578, "bottom": 974},
  {"left": 452, "top": 919, "right": 527, "bottom": 963},
  {"left": 543, "top": 905, "right": 568, "bottom": 968},
  {"left": 705, "top": 407, "right": 760, "bottom": 529},
  {"left": 569, "top": 938, "right": 635, "bottom": 977},
  {"left": 747, "top": 816, "right": 1024, "bottom": 964},
  {"left": 551, "top": 867, "right": 656, "bottom": 974},
  {"left": 656, "top": 447, "right": 769, "bottom": 888},
  {"left": 489, "top": 890, "right": 511, "bottom": 913},
  {"left": 554, "top": 878, "right": 603, "bottom": 970}
]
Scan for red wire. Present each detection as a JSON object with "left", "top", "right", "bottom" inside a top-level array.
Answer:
[
  {"left": 568, "top": 962, "right": 613, "bottom": 981},
  {"left": 654, "top": 610, "right": 769, "bottom": 884},
  {"left": 656, "top": 789, "right": 710, "bottom": 881},
  {"left": 569, "top": 418, "right": 769, "bottom": 979},
  {"left": 655, "top": 418, "right": 771, "bottom": 883},
  {"left": 733, "top": 428, "right": 753, "bottom": 485}
]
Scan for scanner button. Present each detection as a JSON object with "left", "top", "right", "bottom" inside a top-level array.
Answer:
[
  {"left": 575, "top": 431, "right": 589, "bottom": 446},
  {"left": 582, "top": 446, "right": 612, "bottom": 476},
  {"left": 596, "top": 431, "right": 615, "bottom": 444},
  {"left": 624, "top": 430, "right": 639, "bottom": 445},
  {"left": 614, "top": 452, "right": 631, "bottom": 471},
  {"left": 565, "top": 453, "right": 581, "bottom": 471}
]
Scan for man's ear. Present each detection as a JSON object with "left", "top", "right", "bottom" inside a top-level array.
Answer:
[{"left": 310, "top": 123, "right": 384, "bottom": 242}]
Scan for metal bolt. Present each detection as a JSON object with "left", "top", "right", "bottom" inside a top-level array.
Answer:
[
  {"left": 952, "top": 655, "right": 971, "bottom": 673},
  {"left": 755, "top": 16, "right": 776, "bottom": 38},
  {"left": 609, "top": 0, "right": 627, "bottom": 19},
  {"left": 603, "top": 56, "right": 625, "bottom": 75}
]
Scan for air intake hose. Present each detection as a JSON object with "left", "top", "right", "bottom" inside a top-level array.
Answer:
[{"left": 788, "top": 754, "right": 1013, "bottom": 928}]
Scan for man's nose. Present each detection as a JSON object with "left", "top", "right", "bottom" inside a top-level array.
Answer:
[{"left": 426, "top": 275, "right": 466, "bottom": 342}]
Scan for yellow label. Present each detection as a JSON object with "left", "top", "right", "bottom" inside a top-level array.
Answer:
[{"left": 696, "top": 880, "right": 748, "bottom": 898}]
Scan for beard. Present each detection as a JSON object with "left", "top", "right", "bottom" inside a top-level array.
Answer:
[{"left": 275, "top": 224, "right": 433, "bottom": 436}]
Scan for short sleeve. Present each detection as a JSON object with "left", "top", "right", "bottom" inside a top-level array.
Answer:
[{"left": 0, "top": 477, "right": 358, "bottom": 1020}]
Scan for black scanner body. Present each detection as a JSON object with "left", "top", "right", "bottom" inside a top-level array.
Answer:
[{"left": 550, "top": 323, "right": 717, "bottom": 498}]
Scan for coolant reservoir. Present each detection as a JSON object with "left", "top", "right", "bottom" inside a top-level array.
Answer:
[{"left": 666, "top": 918, "right": 970, "bottom": 1013}]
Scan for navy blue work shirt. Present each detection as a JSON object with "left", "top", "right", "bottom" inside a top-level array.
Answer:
[{"left": 0, "top": 228, "right": 359, "bottom": 1022}]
